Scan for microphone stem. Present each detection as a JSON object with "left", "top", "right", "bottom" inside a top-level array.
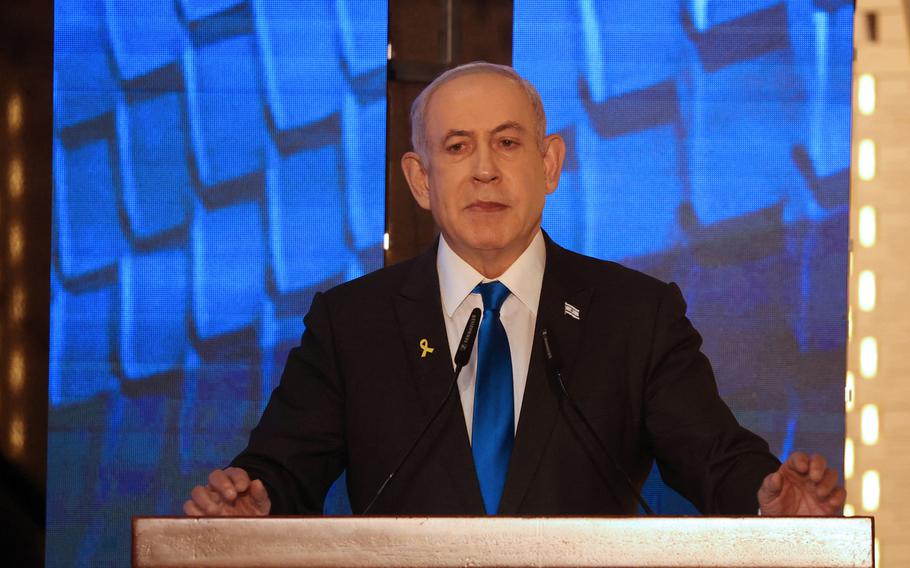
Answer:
[
  {"left": 361, "top": 363, "right": 465, "bottom": 515},
  {"left": 553, "top": 368, "right": 654, "bottom": 516}
]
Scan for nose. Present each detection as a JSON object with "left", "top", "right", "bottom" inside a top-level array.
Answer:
[{"left": 472, "top": 143, "right": 500, "bottom": 184}]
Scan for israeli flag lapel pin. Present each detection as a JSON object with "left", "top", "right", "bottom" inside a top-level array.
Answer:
[{"left": 564, "top": 302, "right": 580, "bottom": 320}]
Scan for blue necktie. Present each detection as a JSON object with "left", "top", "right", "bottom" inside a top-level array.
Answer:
[{"left": 471, "top": 281, "right": 514, "bottom": 514}]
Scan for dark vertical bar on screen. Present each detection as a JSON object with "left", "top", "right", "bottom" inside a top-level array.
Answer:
[
  {"left": 0, "top": 0, "right": 53, "bottom": 565},
  {"left": 384, "top": 0, "right": 514, "bottom": 267}
]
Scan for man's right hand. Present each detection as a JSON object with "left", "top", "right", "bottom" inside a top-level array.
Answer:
[{"left": 183, "top": 467, "right": 271, "bottom": 516}]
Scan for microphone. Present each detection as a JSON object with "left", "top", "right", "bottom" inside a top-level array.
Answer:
[
  {"left": 455, "top": 307, "right": 482, "bottom": 368},
  {"left": 541, "top": 328, "right": 655, "bottom": 516},
  {"left": 362, "top": 308, "right": 482, "bottom": 514}
]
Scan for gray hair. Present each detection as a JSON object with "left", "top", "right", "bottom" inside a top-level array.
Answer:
[{"left": 409, "top": 61, "right": 548, "bottom": 161}]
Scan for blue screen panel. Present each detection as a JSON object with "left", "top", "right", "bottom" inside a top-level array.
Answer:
[
  {"left": 49, "top": 1, "right": 387, "bottom": 563},
  {"left": 514, "top": 0, "right": 852, "bottom": 514}
]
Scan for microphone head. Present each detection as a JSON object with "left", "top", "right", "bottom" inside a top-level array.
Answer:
[
  {"left": 541, "top": 328, "right": 555, "bottom": 363},
  {"left": 541, "top": 328, "right": 560, "bottom": 376},
  {"left": 454, "top": 308, "right": 482, "bottom": 367}
]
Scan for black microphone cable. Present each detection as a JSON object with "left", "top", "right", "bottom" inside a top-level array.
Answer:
[
  {"left": 541, "top": 328, "right": 655, "bottom": 516},
  {"left": 361, "top": 308, "right": 482, "bottom": 514}
]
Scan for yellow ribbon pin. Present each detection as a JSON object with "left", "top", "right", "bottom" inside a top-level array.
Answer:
[{"left": 419, "top": 338, "right": 435, "bottom": 358}]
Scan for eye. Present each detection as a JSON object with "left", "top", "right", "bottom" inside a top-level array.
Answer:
[
  {"left": 447, "top": 142, "right": 466, "bottom": 153},
  {"left": 500, "top": 138, "right": 519, "bottom": 149}
]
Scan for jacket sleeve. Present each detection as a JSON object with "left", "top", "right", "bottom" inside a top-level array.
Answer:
[
  {"left": 230, "top": 291, "right": 346, "bottom": 515},
  {"left": 644, "top": 282, "right": 781, "bottom": 514}
]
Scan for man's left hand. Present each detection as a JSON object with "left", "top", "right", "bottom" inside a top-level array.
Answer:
[{"left": 758, "top": 451, "right": 847, "bottom": 515}]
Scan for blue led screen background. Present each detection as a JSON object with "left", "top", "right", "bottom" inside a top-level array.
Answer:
[
  {"left": 515, "top": 0, "right": 852, "bottom": 511},
  {"left": 49, "top": 0, "right": 386, "bottom": 564},
  {"left": 49, "top": 0, "right": 852, "bottom": 565}
]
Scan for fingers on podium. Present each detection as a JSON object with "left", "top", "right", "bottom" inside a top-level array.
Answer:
[
  {"left": 249, "top": 479, "right": 271, "bottom": 513},
  {"left": 786, "top": 451, "right": 810, "bottom": 474},
  {"left": 183, "top": 499, "right": 204, "bottom": 516},
  {"left": 208, "top": 468, "right": 242, "bottom": 500},
  {"left": 762, "top": 470, "right": 783, "bottom": 495},
  {"left": 807, "top": 453, "right": 828, "bottom": 483},
  {"left": 225, "top": 467, "right": 252, "bottom": 493},
  {"left": 191, "top": 485, "right": 223, "bottom": 515},
  {"left": 828, "top": 486, "right": 847, "bottom": 508},
  {"left": 816, "top": 467, "right": 839, "bottom": 498}
]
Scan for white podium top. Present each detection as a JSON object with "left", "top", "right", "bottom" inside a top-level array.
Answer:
[{"left": 134, "top": 516, "right": 873, "bottom": 568}]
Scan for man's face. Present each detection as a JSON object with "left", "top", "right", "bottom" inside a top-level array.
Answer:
[{"left": 402, "top": 72, "right": 564, "bottom": 272}]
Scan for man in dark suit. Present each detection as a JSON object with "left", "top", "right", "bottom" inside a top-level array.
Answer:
[{"left": 184, "top": 62, "right": 846, "bottom": 518}]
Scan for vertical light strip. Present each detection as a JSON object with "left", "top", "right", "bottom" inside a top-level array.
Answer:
[
  {"left": 847, "top": 306, "right": 853, "bottom": 341},
  {"left": 845, "top": 371, "right": 855, "bottom": 412},
  {"left": 844, "top": 437, "right": 855, "bottom": 479},
  {"left": 858, "top": 206, "right": 876, "bottom": 247},
  {"left": 6, "top": 91, "right": 22, "bottom": 134},
  {"left": 858, "top": 139, "right": 876, "bottom": 180},
  {"left": 9, "top": 414, "right": 24, "bottom": 457},
  {"left": 8, "top": 222, "right": 23, "bottom": 265},
  {"left": 858, "top": 270, "right": 876, "bottom": 311},
  {"left": 8, "top": 155, "right": 23, "bottom": 200},
  {"left": 859, "top": 337, "right": 878, "bottom": 379},
  {"left": 6, "top": 90, "right": 26, "bottom": 463},
  {"left": 860, "top": 404, "right": 879, "bottom": 445},
  {"left": 10, "top": 285, "right": 25, "bottom": 323},
  {"left": 857, "top": 73, "right": 876, "bottom": 115},
  {"left": 9, "top": 349, "right": 25, "bottom": 395},
  {"left": 848, "top": 4, "right": 910, "bottom": 560},
  {"left": 862, "top": 470, "right": 880, "bottom": 511}
]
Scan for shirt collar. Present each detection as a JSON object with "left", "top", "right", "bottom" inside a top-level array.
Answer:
[{"left": 437, "top": 230, "right": 546, "bottom": 318}]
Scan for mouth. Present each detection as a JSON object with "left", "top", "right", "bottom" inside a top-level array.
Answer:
[{"left": 466, "top": 200, "right": 509, "bottom": 212}]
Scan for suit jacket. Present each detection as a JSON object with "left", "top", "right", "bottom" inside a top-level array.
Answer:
[{"left": 231, "top": 234, "right": 780, "bottom": 515}]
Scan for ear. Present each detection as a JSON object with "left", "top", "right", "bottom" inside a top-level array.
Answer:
[
  {"left": 401, "top": 151, "right": 432, "bottom": 210},
  {"left": 541, "top": 134, "right": 566, "bottom": 195}
]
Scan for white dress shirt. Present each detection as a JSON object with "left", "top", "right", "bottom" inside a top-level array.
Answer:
[{"left": 436, "top": 231, "right": 546, "bottom": 442}]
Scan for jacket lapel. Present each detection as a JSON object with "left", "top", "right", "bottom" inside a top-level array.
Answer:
[
  {"left": 393, "top": 243, "right": 485, "bottom": 514},
  {"left": 498, "top": 235, "right": 595, "bottom": 514}
]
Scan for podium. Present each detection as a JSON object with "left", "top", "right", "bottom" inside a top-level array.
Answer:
[{"left": 133, "top": 516, "right": 873, "bottom": 567}]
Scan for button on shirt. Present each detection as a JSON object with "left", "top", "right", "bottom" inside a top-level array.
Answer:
[{"left": 437, "top": 231, "right": 546, "bottom": 442}]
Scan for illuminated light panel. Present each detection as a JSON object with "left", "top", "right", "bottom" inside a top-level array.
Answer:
[
  {"left": 860, "top": 337, "right": 878, "bottom": 379},
  {"left": 7, "top": 92, "right": 22, "bottom": 134},
  {"left": 860, "top": 404, "right": 879, "bottom": 445},
  {"left": 858, "top": 270, "right": 876, "bottom": 312},
  {"left": 383, "top": 232, "right": 390, "bottom": 251},
  {"left": 9, "top": 415, "right": 24, "bottom": 456},
  {"left": 874, "top": 538, "right": 880, "bottom": 568},
  {"left": 858, "top": 206, "right": 876, "bottom": 247},
  {"left": 8, "top": 156, "right": 24, "bottom": 199},
  {"left": 9, "top": 222, "right": 23, "bottom": 264},
  {"left": 857, "top": 74, "right": 876, "bottom": 115},
  {"left": 844, "top": 437, "right": 854, "bottom": 479},
  {"left": 845, "top": 371, "right": 855, "bottom": 412},
  {"left": 843, "top": 503, "right": 855, "bottom": 517},
  {"left": 11, "top": 285, "right": 26, "bottom": 323},
  {"left": 861, "top": 470, "right": 880, "bottom": 512},
  {"left": 857, "top": 139, "right": 876, "bottom": 181},
  {"left": 9, "top": 349, "right": 25, "bottom": 395},
  {"left": 848, "top": 306, "right": 853, "bottom": 341}
]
